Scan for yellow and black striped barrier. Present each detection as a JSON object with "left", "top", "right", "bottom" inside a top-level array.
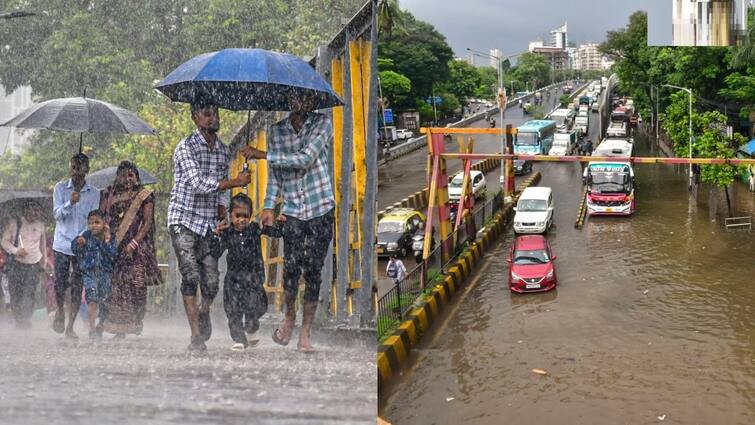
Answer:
[{"left": 574, "top": 185, "right": 588, "bottom": 228}]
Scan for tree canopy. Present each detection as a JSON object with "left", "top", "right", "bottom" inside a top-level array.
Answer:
[{"left": 0, "top": 0, "right": 364, "bottom": 192}]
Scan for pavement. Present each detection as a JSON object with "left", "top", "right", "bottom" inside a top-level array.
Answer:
[{"left": 0, "top": 313, "right": 376, "bottom": 425}]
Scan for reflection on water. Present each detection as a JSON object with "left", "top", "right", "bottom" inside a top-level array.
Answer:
[{"left": 383, "top": 133, "right": 755, "bottom": 425}]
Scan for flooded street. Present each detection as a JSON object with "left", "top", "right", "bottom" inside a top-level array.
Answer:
[
  {"left": 381, "top": 133, "right": 755, "bottom": 424},
  {"left": 1, "top": 318, "right": 376, "bottom": 425}
]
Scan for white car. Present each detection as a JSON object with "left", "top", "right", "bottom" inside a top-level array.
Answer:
[
  {"left": 396, "top": 129, "right": 412, "bottom": 140},
  {"left": 513, "top": 187, "right": 554, "bottom": 234},
  {"left": 448, "top": 170, "right": 486, "bottom": 202}
]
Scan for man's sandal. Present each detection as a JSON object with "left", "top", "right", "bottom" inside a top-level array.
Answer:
[{"left": 272, "top": 327, "right": 291, "bottom": 346}]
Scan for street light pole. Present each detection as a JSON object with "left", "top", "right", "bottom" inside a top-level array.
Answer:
[
  {"left": 466, "top": 48, "right": 528, "bottom": 187},
  {"left": 663, "top": 84, "right": 693, "bottom": 189}
]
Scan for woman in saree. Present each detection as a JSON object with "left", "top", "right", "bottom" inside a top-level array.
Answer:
[{"left": 100, "top": 161, "right": 162, "bottom": 337}]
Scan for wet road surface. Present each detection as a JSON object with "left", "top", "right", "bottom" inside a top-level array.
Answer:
[
  {"left": 0, "top": 315, "right": 376, "bottom": 425},
  {"left": 381, "top": 133, "right": 755, "bottom": 424},
  {"left": 378, "top": 88, "right": 566, "bottom": 210},
  {"left": 376, "top": 87, "right": 571, "bottom": 297}
]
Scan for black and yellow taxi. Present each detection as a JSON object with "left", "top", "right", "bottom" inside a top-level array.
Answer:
[{"left": 376, "top": 208, "right": 426, "bottom": 258}]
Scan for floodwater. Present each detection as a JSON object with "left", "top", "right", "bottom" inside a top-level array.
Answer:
[
  {"left": 381, "top": 132, "right": 755, "bottom": 424},
  {"left": 0, "top": 316, "right": 376, "bottom": 425}
]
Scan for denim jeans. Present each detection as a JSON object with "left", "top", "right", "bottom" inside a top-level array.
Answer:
[
  {"left": 169, "top": 225, "right": 220, "bottom": 301},
  {"left": 282, "top": 209, "right": 334, "bottom": 303},
  {"left": 54, "top": 251, "right": 83, "bottom": 310}
]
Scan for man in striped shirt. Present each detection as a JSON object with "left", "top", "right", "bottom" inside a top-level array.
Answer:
[
  {"left": 241, "top": 95, "right": 335, "bottom": 353},
  {"left": 168, "top": 100, "right": 250, "bottom": 352}
]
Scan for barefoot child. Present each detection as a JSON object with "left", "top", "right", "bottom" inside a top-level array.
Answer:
[
  {"left": 215, "top": 194, "right": 282, "bottom": 351},
  {"left": 71, "top": 209, "right": 116, "bottom": 339}
]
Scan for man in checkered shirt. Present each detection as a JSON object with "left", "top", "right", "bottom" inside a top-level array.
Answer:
[
  {"left": 241, "top": 94, "right": 335, "bottom": 353},
  {"left": 168, "top": 99, "right": 251, "bottom": 352}
]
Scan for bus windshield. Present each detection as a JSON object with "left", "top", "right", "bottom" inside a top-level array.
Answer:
[
  {"left": 589, "top": 171, "right": 630, "bottom": 194},
  {"left": 516, "top": 132, "right": 538, "bottom": 146}
]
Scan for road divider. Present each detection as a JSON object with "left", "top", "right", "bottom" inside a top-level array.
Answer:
[
  {"left": 378, "top": 157, "right": 502, "bottom": 221},
  {"left": 377, "top": 172, "right": 542, "bottom": 390},
  {"left": 575, "top": 185, "right": 588, "bottom": 228}
]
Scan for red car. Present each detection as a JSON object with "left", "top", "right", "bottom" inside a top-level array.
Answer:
[{"left": 507, "top": 235, "right": 558, "bottom": 293}]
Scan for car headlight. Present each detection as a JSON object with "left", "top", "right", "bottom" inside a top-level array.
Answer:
[
  {"left": 536, "top": 222, "right": 545, "bottom": 226},
  {"left": 511, "top": 272, "right": 523, "bottom": 282},
  {"left": 546, "top": 269, "right": 554, "bottom": 279},
  {"left": 387, "top": 242, "right": 398, "bottom": 250}
]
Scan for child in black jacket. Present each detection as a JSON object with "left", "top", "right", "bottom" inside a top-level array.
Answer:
[{"left": 215, "top": 194, "right": 282, "bottom": 350}]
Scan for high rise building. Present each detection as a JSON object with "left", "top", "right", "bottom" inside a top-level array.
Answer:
[
  {"left": 574, "top": 43, "right": 605, "bottom": 70},
  {"left": 0, "top": 85, "right": 33, "bottom": 155},
  {"left": 489, "top": 49, "right": 502, "bottom": 68},
  {"left": 528, "top": 39, "right": 544, "bottom": 52},
  {"left": 672, "top": 0, "right": 750, "bottom": 46},
  {"left": 532, "top": 47, "right": 569, "bottom": 71},
  {"left": 550, "top": 23, "right": 568, "bottom": 49}
]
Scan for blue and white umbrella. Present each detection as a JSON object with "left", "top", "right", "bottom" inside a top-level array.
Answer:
[{"left": 154, "top": 48, "right": 344, "bottom": 111}]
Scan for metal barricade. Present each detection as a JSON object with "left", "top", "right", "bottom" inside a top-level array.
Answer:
[{"left": 724, "top": 216, "right": 752, "bottom": 231}]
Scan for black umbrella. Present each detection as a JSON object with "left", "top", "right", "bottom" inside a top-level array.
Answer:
[
  {"left": 0, "top": 190, "right": 53, "bottom": 223},
  {"left": 86, "top": 166, "right": 158, "bottom": 190},
  {"left": 0, "top": 97, "right": 156, "bottom": 153},
  {"left": 0, "top": 189, "right": 51, "bottom": 204}
]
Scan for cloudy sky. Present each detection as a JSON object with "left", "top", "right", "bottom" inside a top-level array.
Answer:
[{"left": 399, "top": 0, "right": 670, "bottom": 60}]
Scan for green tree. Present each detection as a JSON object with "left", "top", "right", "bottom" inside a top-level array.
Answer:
[
  {"left": 511, "top": 53, "right": 551, "bottom": 90},
  {"left": 661, "top": 92, "right": 746, "bottom": 215},
  {"left": 0, "top": 0, "right": 365, "bottom": 261},
  {"left": 379, "top": 70, "right": 412, "bottom": 106},
  {"left": 476, "top": 67, "right": 498, "bottom": 98},
  {"left": 379, "top": 11, "right": 454, "bottom": 98},
  {"left": 437, "top": 92, "right": 460, "bottom": 117},
  {"left": 600, "top": 11, "right": 658, "bottom": 119},
  {"left": 377, "top": 0, "right": 406, "bottom": 36},
  {"left": 441, "top": 60, "right": 482, "bottom": 106}
]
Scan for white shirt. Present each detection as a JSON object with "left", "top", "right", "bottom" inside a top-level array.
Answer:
[
  {"left": 1, "top": 217, "right": 47, "bottom": 265},
  {"left": 386, "top": 259, "right": 407, "bottom": 282}
]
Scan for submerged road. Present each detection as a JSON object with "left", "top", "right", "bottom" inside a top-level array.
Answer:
[
  {"left": 0, "top": 315, "right": 376, "bottom": 425},
  {"left": 381, "top": 132, "right": 755, "bottom": 424}
]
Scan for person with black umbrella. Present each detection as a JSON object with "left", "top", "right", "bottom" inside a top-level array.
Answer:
[
  {"left": 168, "top": 98, "right": 251, "bottom": 352},
  {"left": 241, "top": 94, "right": 335, "bottom": 353},
  {"left": 52, "top": 153, "right": 101, "bottom": 338}
]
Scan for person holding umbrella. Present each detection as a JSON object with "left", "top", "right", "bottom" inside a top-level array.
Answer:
[
  {"left": 155, "top": 48, "right": 343, "bottom": 353},
  {"left": 168, "top": 97, "right": 251, "bottom": 352},
  {"left": 52, "top": 153, "right": 100, "bottom": 338},
  {"left": 241, "top": 94, "right": 335, "bottom": 353}
]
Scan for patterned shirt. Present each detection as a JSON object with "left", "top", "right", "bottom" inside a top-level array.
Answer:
[
  {"left": 168, "top": 130, "right": 230, "bottom": 237},
  {"left": 52, "top": 179, "right": 101, "bottom": 256},
  {"left": 264, "top": 112, "right": 335, "bottom": 220},
  {"left": 70, "top": 230, "right": 117, "bottom": 274}
]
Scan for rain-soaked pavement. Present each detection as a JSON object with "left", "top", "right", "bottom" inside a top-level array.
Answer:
[
  {"left": 0, "top": 314, "right": 376, "bottom": 425},
  {"left": 381, "top": 132, "right": 755, "bottom": 424}
]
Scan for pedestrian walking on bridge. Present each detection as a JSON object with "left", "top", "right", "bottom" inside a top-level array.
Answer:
[
  {"left": 168, "top": 98, "right": 251, "bottom": 352},
  {"left": 241, "top": 93, "right": 336, "bottom": 353}
]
